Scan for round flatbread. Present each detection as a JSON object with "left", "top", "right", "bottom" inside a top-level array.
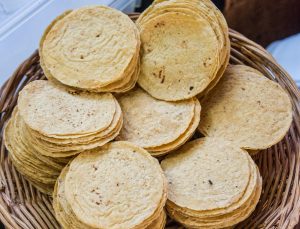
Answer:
[
  {"left": 146, "top": 97, "right": 201, "bottom": 155},
  {"left": 168, "top": 177, "right": 262, "bottom": 228},
  {"left": 18, "top": 80, "right": 117, "bottom": 136},
  {"left": 64, "top": 141, "right": 167, "bottom": 229},
  {"left": 117, "top": 88, "right": 197, "bottom": 148},
  {"left": 54, "top": 164, "right": 167, "bottom": 229},
  {"left": 198, "top": 65, "right": 293, "bottom": 150},
  {"left": 137, "top": 11, "right": 220, "bottom": 101},
  {"left": 29, "top": 99, "right": 122, "bottom": 145},
  {"left": 40, "top": 6, "right": 139, "bottom": 90},
  {"left": 161, "top": 137, "right": 251, "bottom": 211},
  {"left": 137, "top": 0, "right": 230, "bottom": 99},
  {"left": 166, "top": 155, "right": 260, "bottom": 221}
]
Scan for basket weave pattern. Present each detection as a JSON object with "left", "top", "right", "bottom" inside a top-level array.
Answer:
[{"left": 0, "top": 14, "right": 299, "bottom": 229}]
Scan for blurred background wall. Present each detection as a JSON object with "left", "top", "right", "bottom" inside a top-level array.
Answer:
[{"left": 224, "top": 0, "right": 300, "bottom": 47}]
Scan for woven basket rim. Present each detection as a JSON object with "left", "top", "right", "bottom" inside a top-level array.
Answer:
[{"left": 0, "top": 13, "right": 299, "bottom": 229}]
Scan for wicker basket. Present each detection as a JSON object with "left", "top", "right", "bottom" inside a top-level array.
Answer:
[{"left": 0, "top": 14, "right": 300, "bottom": 229}]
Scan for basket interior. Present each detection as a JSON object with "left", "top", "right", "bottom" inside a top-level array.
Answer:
[{"left": 0, "top": 15, "right": 299, "bottom": 229}]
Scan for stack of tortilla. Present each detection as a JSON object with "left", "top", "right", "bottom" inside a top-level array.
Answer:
[
  {"left": 4, "top": 110, "right": 68, "bottom": 195},
  {"left": 2, "top": 2, "right": 295, "bottom": 228},
  {"left": 161, "top": 137, "right": 262, "bottom": 228},
  {"left": 117, "top": 88, "right": 201, "bottom": 156},
  {"left": 136, "top": 0, "right": 230, "bottom": 101},
  {"left": 198, "top": 65, "right": 293, "bottom": 155},
  {"left": 4, "top": 80, "right": 122, "bottom": 193},
  {"left": 39, "top": 6, "right": 140, "bottom": 93},
  {"left": 53, "top": 141, "right": 167, "bottom": 229}
]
